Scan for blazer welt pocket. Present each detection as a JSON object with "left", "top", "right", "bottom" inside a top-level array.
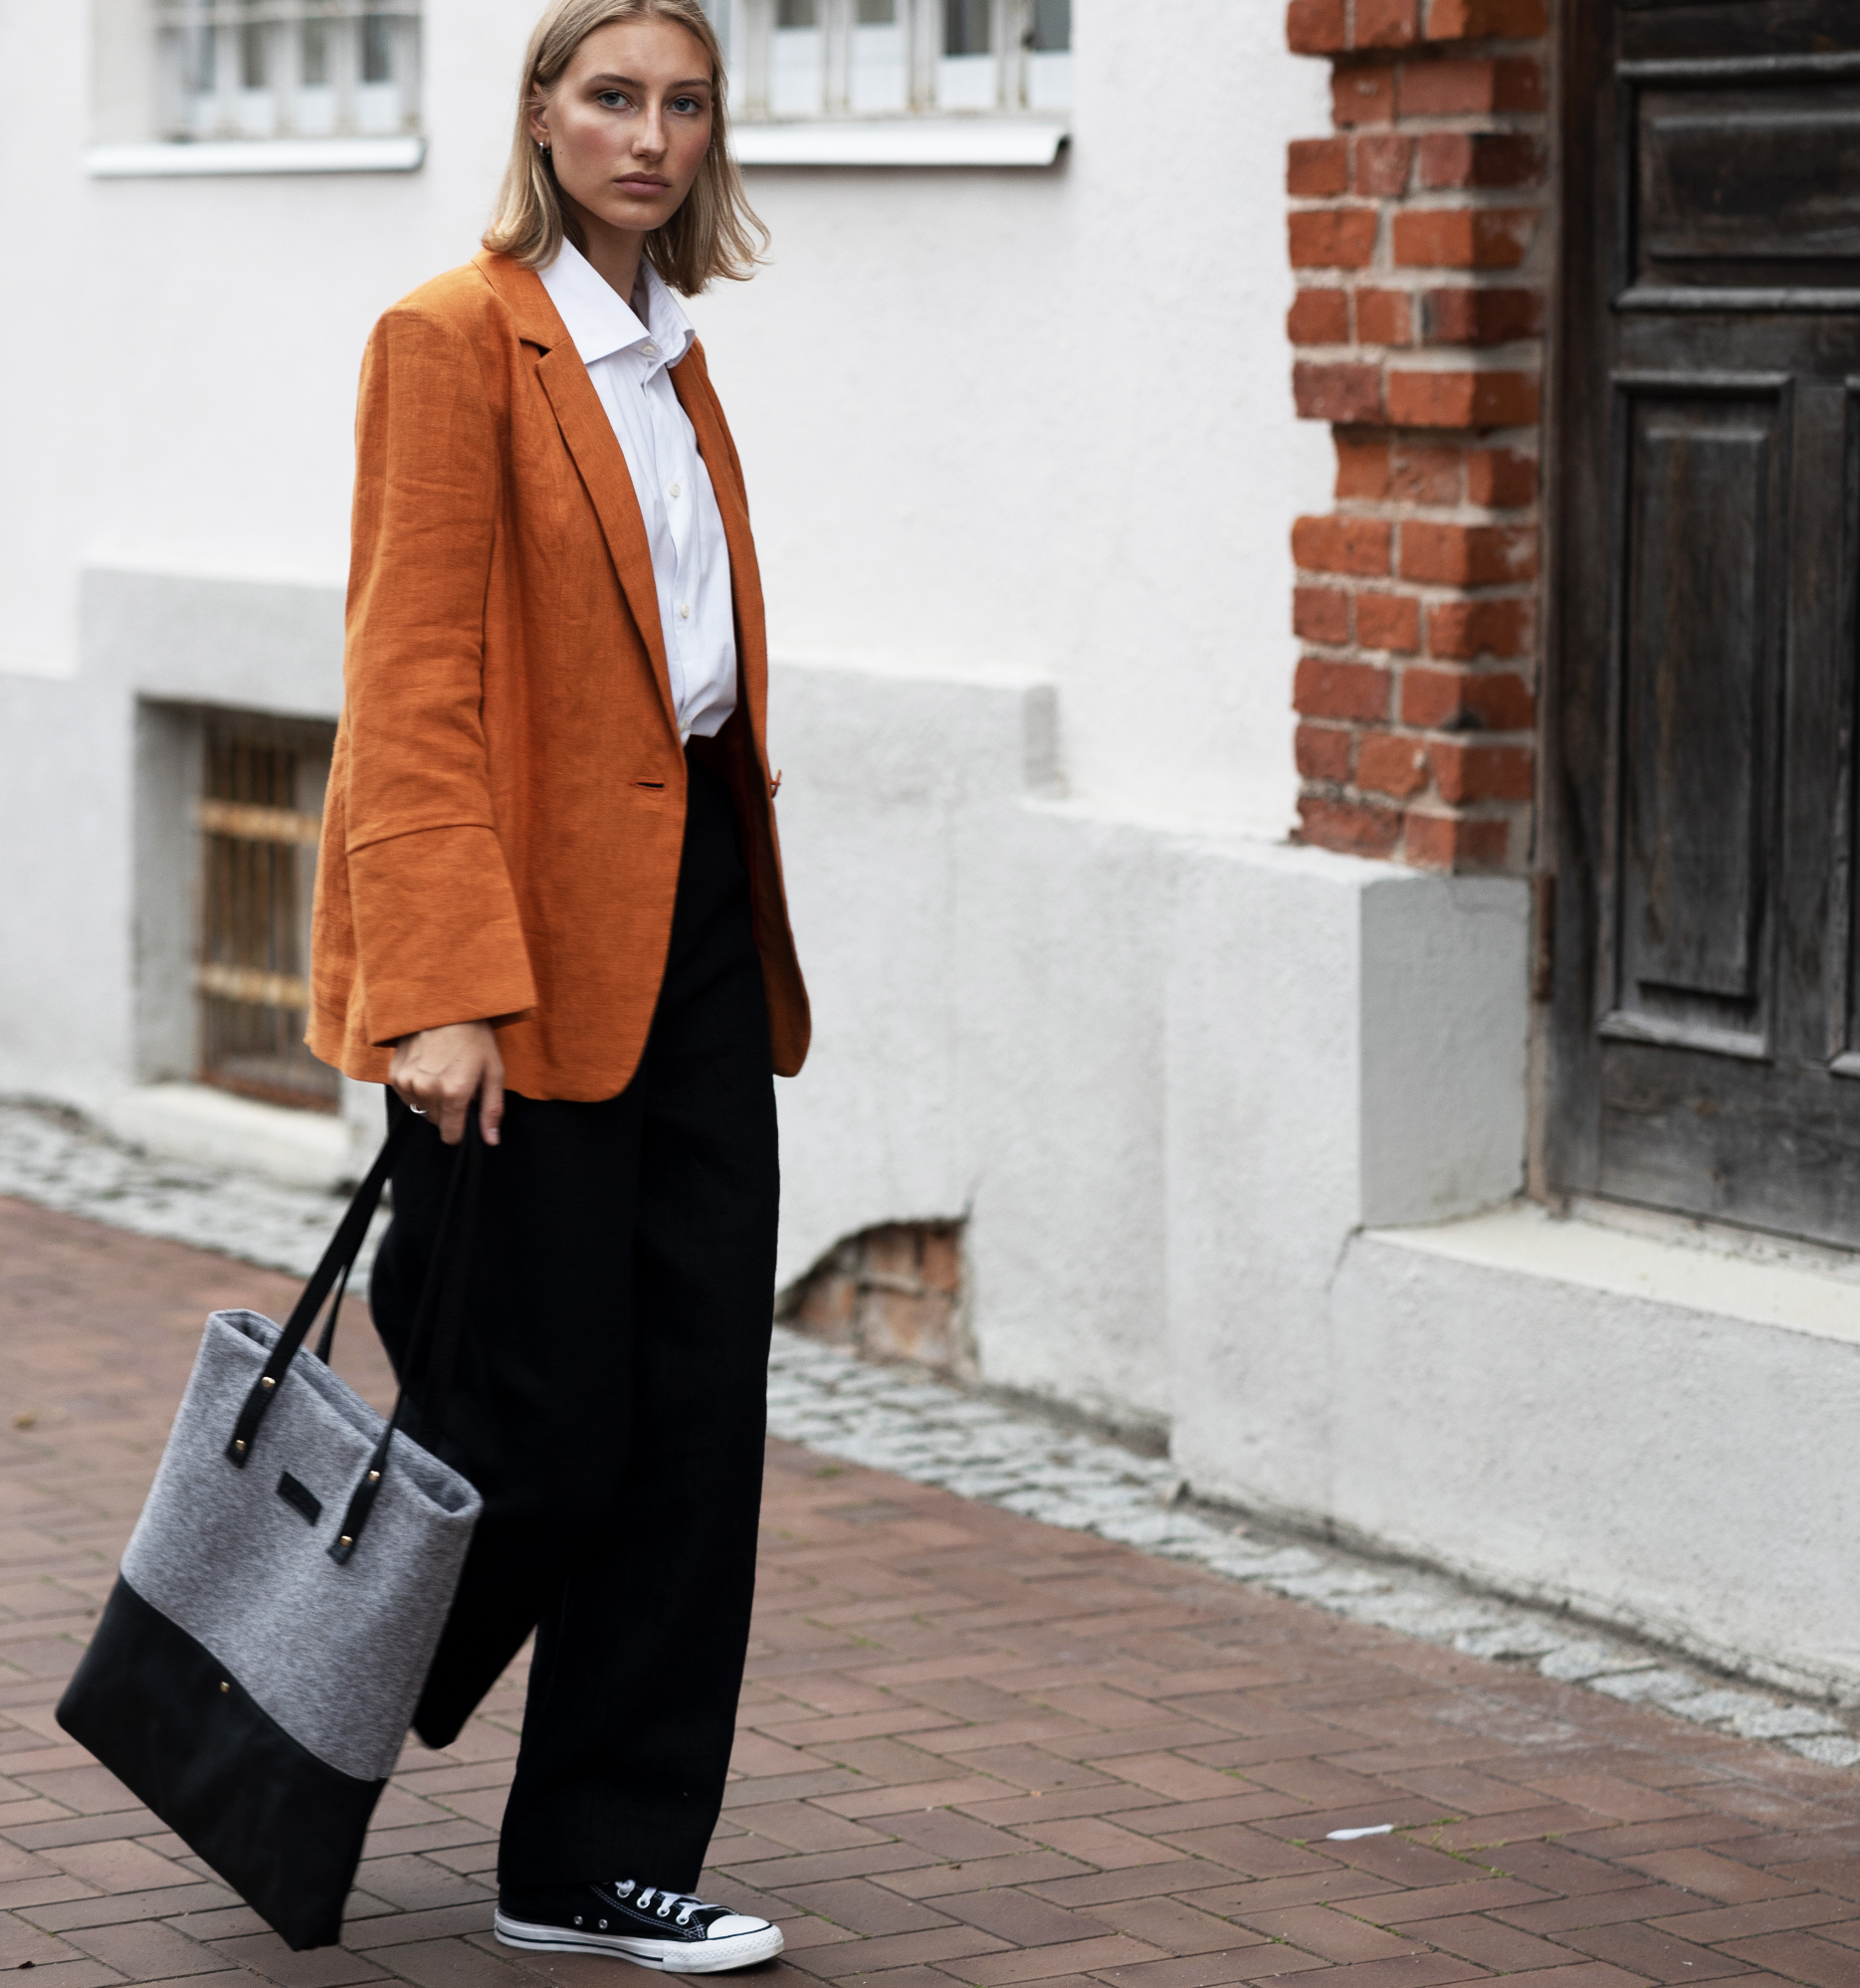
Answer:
[{"left": 635, "top": 780, "right": 666, "bottom": 790}]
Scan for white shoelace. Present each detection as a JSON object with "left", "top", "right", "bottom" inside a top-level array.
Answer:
[{"left": 617, "top": 1880, "right": 707, "bottom": 1928}]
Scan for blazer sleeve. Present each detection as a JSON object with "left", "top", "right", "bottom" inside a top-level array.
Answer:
[{"left": 338, "top": 302, "right": 538, "bottom": 1047}]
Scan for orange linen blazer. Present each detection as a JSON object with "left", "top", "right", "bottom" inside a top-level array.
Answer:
[{"left": 308, "top": 249, "right": 809, "bottom": 1100}]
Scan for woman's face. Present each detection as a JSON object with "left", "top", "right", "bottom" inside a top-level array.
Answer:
[{"left": 532, "top": 16, "right": 715, "bottom": 244}]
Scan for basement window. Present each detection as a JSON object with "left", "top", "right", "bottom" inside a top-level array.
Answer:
[{"left": 195, "top": 714, "right": 339, "bottom": 1111}]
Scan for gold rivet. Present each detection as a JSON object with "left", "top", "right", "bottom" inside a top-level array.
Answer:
[
  {"left": 220, "top": 1681, "right": 230, "bottom": 1693},
  {"left": 234, "top": 1440, "right": 247, "bottom": 1453},
  {"left": 339, "top": 1535, "right": 353, "bottom": 1547},
  {"left": 261, "top": 1376, "right": 276, "bottom": 1390},
  {"left": 367, "top": 1471, "right": 380, "bottom": 1484}
]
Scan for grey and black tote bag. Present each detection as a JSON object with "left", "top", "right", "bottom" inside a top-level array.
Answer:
[{"left": 57, "top": 1110, "right": 484, "bottom": 1951}]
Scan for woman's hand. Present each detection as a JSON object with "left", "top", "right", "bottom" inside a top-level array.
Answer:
[{"left": 389, "top": 1021, "right": 505, "bottom": 1147}]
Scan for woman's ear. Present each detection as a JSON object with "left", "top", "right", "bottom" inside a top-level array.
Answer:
[{"left": 527, "top": 92, "right": 551, "bottom": 149}]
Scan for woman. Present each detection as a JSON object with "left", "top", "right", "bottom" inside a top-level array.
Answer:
[{"left": 308, "top": 0, "right": 808, "bottom": 1969}]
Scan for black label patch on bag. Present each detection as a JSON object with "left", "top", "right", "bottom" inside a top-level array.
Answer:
[{"left": 277, "top": 1473, "right": 322, "bottom": 1526}]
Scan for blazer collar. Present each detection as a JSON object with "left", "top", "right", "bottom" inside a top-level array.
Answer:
[
  {"left": 475, "top": 251, "right": 682, "bottom": 746},
  {"left": 473, "top": 247, "right": 569, "bottom": 352},
  {"left": 537, "top": 239, "right": 698, "bottom": 375}
]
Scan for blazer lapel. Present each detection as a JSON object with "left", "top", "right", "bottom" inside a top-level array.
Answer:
[
  {"left": 475, "top": 253, "right": 681, "bottom": 746},
  {"left": 673, "top": 350, "right": 768, "bottom": 757}
]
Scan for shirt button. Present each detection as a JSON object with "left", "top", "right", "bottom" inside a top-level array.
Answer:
[
  {"left": 670, "top": 483, "right": 681, "bottom": 498},
  {"left": 641, "top": 342, "right": 658, "bottom": 358},
  {"left": 679, "top": 603, "right": 691, "bottom": 619}
]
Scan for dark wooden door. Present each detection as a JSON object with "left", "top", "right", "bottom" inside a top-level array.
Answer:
[{"left": 1550, "top": 0, "right": 1860, "bottom": 1245}]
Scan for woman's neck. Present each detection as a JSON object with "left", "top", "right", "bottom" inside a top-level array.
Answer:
[{"left": 562, "top": 200, "right": 648, "bottom": 307}]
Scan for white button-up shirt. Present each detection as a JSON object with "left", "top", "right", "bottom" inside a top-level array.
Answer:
[{"left": 538, "top": 239, "right": 737, "bottom": 741}]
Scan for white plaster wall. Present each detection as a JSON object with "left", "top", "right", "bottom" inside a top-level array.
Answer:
[
  {"left": 1331, "top": 1223, "right": 1860, "bottom": 1700},
  {"left": 954, "top": 800, "right": 1170, "bottom": 1417},
  {"left": 1359, "top": 876, "right": 1531, "bottom": 1228},
  {"left": 0, "top": 0, "right": 88, "bottom": 679},
  {"left": 1158, "top": 849, "right": 1531, "bottom": 1512},
  {"left": 68, "top": 0, "right": 533, "bottom": 596},
  {"left": 1162, "top": 843, "right": 1369, "bottom": 1511},
  {"left": 700, "top": 0, "right": 1333, "bottom": 835},
  {"left": 767, "top": 658, "right": 1174, "bottom": 1432},
  {"left": 0, "top": 678, "right": 134, "bottom": 1094},
  {"left": 768, "top": 658, "right": 1532, "bottom": 1444},
  {"left": 0, "top": 0, "right": 1327, "bottom": 1102},
  {"left": 8, "top": 1, "right": 1330, "bottom": 817}
]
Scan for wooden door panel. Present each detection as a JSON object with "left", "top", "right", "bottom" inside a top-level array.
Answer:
[
  {"left": 1613, "top": 387, "right": 1780, "bottom": 1036},
  {"left": 1638, "top": 86, "right": 1860, "bottom": 281},
  {"left": 1599, "top": 1041, "right": 1860, "bottom": 1243},
  {"left": 1786, "top": 377, "right": 1856, "bottom": 1069},
  {"left": 1620, "top": 2, "right": 1860, "bottom": 57}
]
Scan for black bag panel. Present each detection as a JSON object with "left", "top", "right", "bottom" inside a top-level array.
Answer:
[{"left": 56, "top": 1577, "right": 384, "bottom": 1950}]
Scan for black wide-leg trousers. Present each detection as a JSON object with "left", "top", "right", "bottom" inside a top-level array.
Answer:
[{"left": 369, "top": 752, "right": 778, "bottom": 1893}]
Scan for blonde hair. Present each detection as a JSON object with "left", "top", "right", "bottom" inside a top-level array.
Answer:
[{"left": 484, "top": 0, "right": 766, "bottom": 293}]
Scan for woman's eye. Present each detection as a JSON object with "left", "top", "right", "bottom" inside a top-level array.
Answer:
[
  {"left": 672, "top": 95, "right": 705, "bottom": 114},
  {"left": 596, "top": 90, "right": 629, "bottom": 108}
]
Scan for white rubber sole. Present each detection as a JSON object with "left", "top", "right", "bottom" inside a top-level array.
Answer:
[{"left": 495, "top": 1911, "right": 785, "bottom": 1973}]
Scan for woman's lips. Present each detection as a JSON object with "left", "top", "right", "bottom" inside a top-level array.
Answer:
[{"left": 617, "top": 176, "right": 670, "bottom": 192}]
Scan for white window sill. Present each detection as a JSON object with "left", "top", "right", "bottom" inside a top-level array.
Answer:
[
  {"left": 86, "top": 136, "right": 425, "bottom": 178},
  {"left": 732, "top": 117, "right": 1068, "bottom": 168}
]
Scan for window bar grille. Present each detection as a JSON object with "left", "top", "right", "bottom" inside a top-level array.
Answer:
[
  {"left": 195, "top": 722, "right": 339, "bottom": 1112},
  {"left": 725, "top": 0, "right": 1067, "bottom": 120},
  {"left": 153, "top": 0, "right": 421, "bottom": 142}
]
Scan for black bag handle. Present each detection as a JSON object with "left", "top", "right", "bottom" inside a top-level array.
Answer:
[
  {"left": 327, "top": 1105, "right": 485, "bottom": 1564},
  {"left": 224, "top": 1102, "right": 486, "bottom": 1564},
  {"left": 312, "top": 1260, "right": 353, "bottom": 1366},
  {"left": 224, "top": 1113, "right": 415, "bottom": 1468}
]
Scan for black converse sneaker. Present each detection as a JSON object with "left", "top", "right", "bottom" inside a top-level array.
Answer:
[{"left": 495, "top": 1880, "right": 784, "bottom": 1973}]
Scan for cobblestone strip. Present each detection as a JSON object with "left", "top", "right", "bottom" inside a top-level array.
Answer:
[
  {"left": 764, "top": 1335, "right": 1860, "bottom": 1771},
  {"left": 0, "top": 1099, "right": 380, "bottom": 1280},
  {"left": 7, "top": 1094, "right": 1856, "bottom": 1775}
]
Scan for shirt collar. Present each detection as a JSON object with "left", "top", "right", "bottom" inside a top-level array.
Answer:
[{"left": 538, "top": 236, "right": 696, "bottom": 375}]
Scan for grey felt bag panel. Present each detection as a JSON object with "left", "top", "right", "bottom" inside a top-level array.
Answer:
[{"left": 120, "top": 1307, "right": 480, "bottom": 1782}]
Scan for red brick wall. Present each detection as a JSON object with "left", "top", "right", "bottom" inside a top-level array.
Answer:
[
  {"left": 781, "top": 1220, "right": 973, "bottom": 1381},
  {"left": 1285, "top": 0, "right": 1550, "bottom": 873}
]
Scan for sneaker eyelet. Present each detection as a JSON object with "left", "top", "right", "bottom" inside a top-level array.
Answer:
[
  {"left": 573, "top": 1917, "right": 583, "bottom": 1926},
  {"left": 599, "top": 1920, "right": 608, "bottom": 1929}
]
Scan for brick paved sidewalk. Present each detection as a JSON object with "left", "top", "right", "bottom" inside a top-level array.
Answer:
[{"left": 9, "top": 1198, "right": 1860, "bottom": 1988}]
